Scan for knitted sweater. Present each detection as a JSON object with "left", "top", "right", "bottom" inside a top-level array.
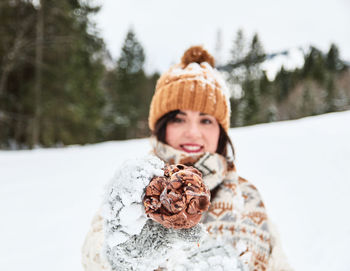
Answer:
[{"left": 82, "top": 140, "right": 293, "bottom": 271}]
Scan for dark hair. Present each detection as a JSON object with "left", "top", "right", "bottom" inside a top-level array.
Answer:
[{"left": 153, "top": 110, "right": 235, "bottom": 159}]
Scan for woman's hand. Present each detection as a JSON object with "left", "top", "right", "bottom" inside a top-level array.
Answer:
[{"left": 102, "top": 156, "right": 207, "bottom": 271}]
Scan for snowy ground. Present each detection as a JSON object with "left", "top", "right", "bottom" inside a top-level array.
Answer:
[{"left": 1, "top": 111, "right": 349, "bottom": 271}]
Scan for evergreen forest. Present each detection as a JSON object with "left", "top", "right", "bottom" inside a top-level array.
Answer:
[{"left": 1, "top": 0, "right": 349, "bottom": 149}]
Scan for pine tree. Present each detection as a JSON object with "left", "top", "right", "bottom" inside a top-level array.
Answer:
[
  {"left": 245, "top": 33, "right": 265, "bottom": 79},
  {"left": 105, "top": 29, "right": 147, "bottom": 139},
  {"left": 241, "top": 79, "right": 260, "bottom": 125},
  {"left": 240, "top": 33, "right": 265, "bottom": 125},
  {"left": 0, "top": 0, "right": 106, "bottom": 148},
  {"left": 302, "top": 46, "right": 326, "bottom": 83},
  {"left": 0, "top": 0, "right": 37, "bottom": 148},
  {"left": 38, "top": 0, "right": 106, "bottom": 146},
  {"left": 324, "top": 44, "right": 344, "bottom": 112},
  {"left": 228, "top": 29, "right": 247, "bottom": 126},
  {"left": 274, "top": 66, "right": 293, "bottom": 101},
  {"left": 227, "top": 31, "right": 266, "bottom": 126},
  {"left": 326, "top": 44, "right": 343, "bottom": 72},
  {"left": 228, "top": 29, "right": 247, "bottom": 87}
]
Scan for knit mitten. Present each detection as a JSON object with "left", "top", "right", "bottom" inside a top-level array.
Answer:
[
  {"left": 165, "top": 237, "right": 248, "bottom": 271},
  {"left": 102, "top": 155, "right": 205, "bottom": 271}
]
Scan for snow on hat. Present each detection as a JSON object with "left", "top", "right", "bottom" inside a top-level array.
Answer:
[{"left": 148, "top": 45, "right": 231, "bottom": 132}]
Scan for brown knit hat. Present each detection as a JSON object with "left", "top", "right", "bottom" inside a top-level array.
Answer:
[{"left": 148, "top": 45, "right": 231, "bottom": 132}]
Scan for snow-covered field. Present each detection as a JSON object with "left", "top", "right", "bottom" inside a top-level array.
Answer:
[{"left": 1, "top": 111, "right": 349, "bottom": 271}]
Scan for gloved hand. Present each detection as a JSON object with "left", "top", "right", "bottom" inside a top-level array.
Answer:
[
  {"left": 165, "top": 237, "right": 248, "bottom": 271},
  {"left": 103, "top": 156, "right": 206, "bottom": 271}
]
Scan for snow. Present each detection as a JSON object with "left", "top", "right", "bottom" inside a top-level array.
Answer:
[
  {"left": 169, "top": 62, "right": 231, "bottom": 112},
  {"left": 261, "top": 46, "right": 306, "bottom": 80},
  {"left": 165, "top": 236, "right": 247, "bottom": 271},
  {"left": 104, "top": 155, "right": 164, "bottom": 244},
  {"left": 1, "top": 111, "right": 350, "bottom": 270}
]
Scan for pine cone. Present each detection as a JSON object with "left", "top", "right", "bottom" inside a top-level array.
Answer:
[{"left": 143, "top": 164, "right": 210, "bottom": 229}]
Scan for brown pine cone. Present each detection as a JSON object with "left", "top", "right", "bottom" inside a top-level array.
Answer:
[{"left": 143, "top": 164, "right": 210, "bottom": 229}]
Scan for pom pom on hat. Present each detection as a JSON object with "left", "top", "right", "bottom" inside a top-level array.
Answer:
[{"left": 181, "top": 46, "right": 215, "bottom": 68}]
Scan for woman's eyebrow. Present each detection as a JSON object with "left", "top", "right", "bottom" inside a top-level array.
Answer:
[
  {"left": 178, "top": 111, "right": 186, "bottom": 115},
  {"left": 199, "top": 112, "right": 208, "bottom": 116}
]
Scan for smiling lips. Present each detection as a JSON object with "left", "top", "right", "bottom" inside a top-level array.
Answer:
[{"left": 180, "top": 144, "right": 204, "bottom": 153}]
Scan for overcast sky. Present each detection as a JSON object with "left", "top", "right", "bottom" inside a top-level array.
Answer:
[{"left": 94, "top": 0, "right": 350, "bottom": 75}]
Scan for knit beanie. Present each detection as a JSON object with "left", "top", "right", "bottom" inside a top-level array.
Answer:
[{"left": 148, "top": 46, "right": 231, "bottom": 132}]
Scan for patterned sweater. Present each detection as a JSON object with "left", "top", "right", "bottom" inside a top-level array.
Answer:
[{"left": 81, "top": 139, "right": 293, "bottom": 271}]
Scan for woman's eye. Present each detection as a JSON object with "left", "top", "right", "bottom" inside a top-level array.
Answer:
[
  {"left": 201, "top": 118, "right": 212, "bottom": 124},
  {"left": 172, "top": 117, "right": 184, "bottom": 123}
]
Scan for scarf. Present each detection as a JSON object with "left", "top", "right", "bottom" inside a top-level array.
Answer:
[
  {"left": 151, "top": 138, "right": 273, "bottom": 271},
  {"left": 150, "top": 138, "right": 238, "bottom": 189}
]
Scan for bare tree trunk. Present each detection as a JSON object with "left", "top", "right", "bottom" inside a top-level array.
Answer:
[{"left": 31, "top": 0, "right": 44, "bottom": 148}]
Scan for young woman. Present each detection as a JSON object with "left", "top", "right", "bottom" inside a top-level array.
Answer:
[{"left": 82, "top": 46, "right": 292, "bottom": 271}]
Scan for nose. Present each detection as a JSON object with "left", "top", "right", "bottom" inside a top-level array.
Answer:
[{"left": 184, "top": 121, "right": 201, "bottom": 139}]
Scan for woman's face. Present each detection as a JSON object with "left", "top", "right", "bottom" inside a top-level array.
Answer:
[{"left": 165, "top": 110, "right": 220, "bottom": 154}]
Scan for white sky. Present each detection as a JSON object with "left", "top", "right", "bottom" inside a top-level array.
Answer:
[{"left": 94, "top": 0, "right": 350, "bottom": 75}]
